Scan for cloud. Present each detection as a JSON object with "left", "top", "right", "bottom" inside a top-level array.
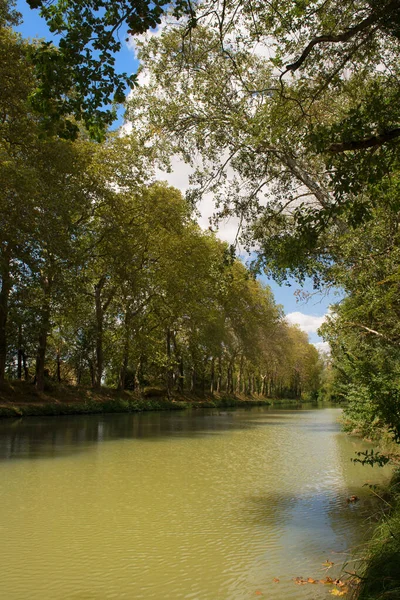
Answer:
[
  {"left": 155, "top": 158, "right": 191, "bottom": 192},
  {"left": 313, "top": 341, "right": 330, "bottom": 354},
  {"left": 126, "top": 18, "right": 170, "bottom": 58},
  {"left": 286, "top": 311, "right": 327, "bottom": 334},
  {"left": 156, "top": 158, "right": 241, "bottom": 244}
]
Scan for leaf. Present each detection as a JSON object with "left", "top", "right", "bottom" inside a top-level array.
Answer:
[
  {"left": 323, "top": 560, "right": 335, "bottom": 568},
  {"left": 307, "top": 578, "right": 317, "bottom": 584},
  {"left": 330, "top": 588, "right": 347, "bottom": 596},
  {"left": 273, "top": 578, "right": 280, "bottom": 583}
]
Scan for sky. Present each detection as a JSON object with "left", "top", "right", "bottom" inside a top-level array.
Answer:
[{"left": 15, "top": 1, "right": 341, "bottom": 351}]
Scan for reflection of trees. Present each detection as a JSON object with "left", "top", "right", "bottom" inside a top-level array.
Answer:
[{"left": 0, "top": 409, "right": 263, "bottom": 461}]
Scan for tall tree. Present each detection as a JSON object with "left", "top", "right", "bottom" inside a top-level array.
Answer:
[{"left": 126, "top": 1, "right": 400, "bottom": 280}]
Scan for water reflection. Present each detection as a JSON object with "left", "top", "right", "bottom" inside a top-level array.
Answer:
[
  {"left": 0, "top": 407, "right": 392, "bottom": 600},
  {"left": 0, "top": 406, "right": 326, "bottom": 461}
]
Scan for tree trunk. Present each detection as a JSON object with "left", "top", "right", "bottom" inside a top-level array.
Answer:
[
  {"left": 17, "top": 324, "right": 23, "bottom": 380},
  {"left": 22, "top": 351, "right": 29, "bottom": 381},
  {"left": 210, "top": 357, "right": 215, "bottom": 394},
  {"left": 134, "top": 356, "right": 142, "bottom": 391},
  {"left": 166, "top": 328, "right": 173, "bottom": 395},
  {"left": 118, "top": 307, "right": 131, "bottom": 391},
  {"left": 89, "top": 359, "right": 95, "bottom": 388},
  {"left": 35, "top": 276, "right": 52, "bottom": 392},
  {"left": 0, "top": 249, "right": 11, "bottom": 382},
  {"left": 269, "top": 376, "right": 274, "bottom": 397},
  {"left": 56, "top": 349, "right": 61, "bottom": 383},
  {"left": 178, "top": 356, "right": 184, "bottom": 393},
  {"left": 261, "top": 375, "right": 267, "bottom": 396},
  {"left": 94, "top": 277, "right": 105, "bottom": 388},
  {"left": 236, "top": 355, "right": 244, "bottom": 394},
  {"left": 201, "top": 359, "right": 206, "bottom": 395},
  {"left": 171, "top": 330, "right": 184, "bottom": 393},
  {"left": 76, "top": 364, "right": 82, "bottom": 385},
  {"left": 118, "top": 352, "right": 129, "bottom": 391},
  {"left": 190, "top": 366, "right": 196, "bottom": 392},
  {"left": 217, "top": 355, "right": 222, "bottom": 392},
  {"left": 226, "top": 361, "right": 233, "bottom": 393}
]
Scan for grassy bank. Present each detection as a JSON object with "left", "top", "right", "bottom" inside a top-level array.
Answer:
[
  {"left": 0, "top": 380, "right": 277, "bottom": 419},
  {"left": 340, "top": 411, "right": 400, "bottom": 599},
  {"left": 351, "top": 471, "right": 400, "bottom": 600}
]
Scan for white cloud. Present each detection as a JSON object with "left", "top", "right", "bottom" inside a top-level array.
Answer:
[
  {"left": 155, "top": 158, "right": 191, "bottom": 192},
  {"left": 126, "top": 18, "right": 170, "bottom": 58},
  {"left": 286, "top": 311, "right": 327, "bottom": 334},
  {"left": 156, "top": 158, "right": 240, "bottom": 244},
  {"left": 313, "top": 341, "right": 330, "bottom": 354}
]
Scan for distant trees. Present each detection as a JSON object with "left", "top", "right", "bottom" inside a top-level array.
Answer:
[
  {"left": 119, "top": 0, "right": 400, "bottom": 439},
  {"left": 0, "top": 10, "right": 321, "bottom": 398}
]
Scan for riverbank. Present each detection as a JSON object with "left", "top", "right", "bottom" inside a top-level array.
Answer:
[
  {"left": 342, "top": 415, "right": 400, "bottom": 600},
  {"left": 0, "top": 380, "right": 288, "bottom": 418},
  {"left": 351, "top": 470, "right": 400, "bottom": 600}
]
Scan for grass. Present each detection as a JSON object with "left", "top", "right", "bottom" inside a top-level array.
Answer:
[
  {"left": 351, "top": 471, "right": 400, "bottom": 600},
  {"left": 0, "top": 380, "right": 277, "bottom": 418}
]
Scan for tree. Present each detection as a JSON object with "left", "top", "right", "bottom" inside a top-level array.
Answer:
[
  {"left": 126, "top": 1, "right": 400, "bottom": 282},
  {"left": 319, "top": 198, "right": 400, "bottom": 440},
  {"left": 23, "top": 0, "right": 196, "bottom": 138},
  {"left": 23, "top": 0, "right": 400, "bottom": 141}
]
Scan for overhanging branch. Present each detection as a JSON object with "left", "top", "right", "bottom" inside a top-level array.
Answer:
[
  {"left": 344, "top": 321, "right": 396, "bottom": 343},
  {"left": 328, "top": 127, "right": 400, "bottom": 153},
  {"left": 283, "top": 0, "right": 400, "bottom": 75}
]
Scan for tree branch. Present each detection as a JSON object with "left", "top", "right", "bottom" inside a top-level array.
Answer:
[
  {"left": 344, "top": 321, "right": 396, "bottom": 343},
  {"left": 282, "top": 0, "right": 400, "bottom": 75},
  {"left": 328, "top": 127, "right": 400, "bottom": 153}
]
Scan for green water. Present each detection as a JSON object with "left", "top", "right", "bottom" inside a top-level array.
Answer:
[{"left": 0, "top": 406, "right": 392, "bottom": 599}]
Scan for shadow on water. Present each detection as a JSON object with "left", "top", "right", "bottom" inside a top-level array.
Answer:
[{"left": 0, "top": 406, "right": 340, "bottom": 461}]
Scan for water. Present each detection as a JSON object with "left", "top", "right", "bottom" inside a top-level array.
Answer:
[{"left": 0, "top": 406, "right": 392, "bottom": 599}]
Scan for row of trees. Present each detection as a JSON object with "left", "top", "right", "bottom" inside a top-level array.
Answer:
[
  {"left": 0, "top": 16, "right": 321, "bottom": 398},
  {"left": 122, "top": 1, "right": 400, "bottom": 437}
]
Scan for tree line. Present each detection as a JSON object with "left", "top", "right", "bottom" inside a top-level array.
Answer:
[
  {"left": 0, "top": 14, "right": 321, "bottom": 398},
  {"left": 121, "top": 0, "right": 400, "bottom": 439}
]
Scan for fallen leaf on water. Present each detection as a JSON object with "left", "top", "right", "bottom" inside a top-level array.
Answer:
[
  {"left": 330, "top": 588, "right": 347, "bottom": 596},
  {"left": 273, "top": 578, "right": 280, "bottom": 583},
  {"left": 323, "top": 560, "right": 335, "bottom": 568},
  {"left": 307, "top": 578, "right": 317, "bottom": 584},
  {"left": 321, "top": 577, "right": 334, "bottom": 585},
  {"left": 255, "top": 591, "right": 263, "bottom": 596},
  {"left": 294, "top": 577, "right": 308, "bottom": 585}
]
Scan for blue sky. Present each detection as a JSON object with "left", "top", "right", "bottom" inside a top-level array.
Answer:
[{"left": 16, "top": 1, "right": 340, "bottom": 348}]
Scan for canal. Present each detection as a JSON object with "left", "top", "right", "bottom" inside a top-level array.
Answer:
[{"left": 0, "top": 406, "right": 391, "bottom": 599}]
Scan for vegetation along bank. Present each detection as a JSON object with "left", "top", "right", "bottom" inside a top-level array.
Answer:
[{"left": 3, "top": 0, "right": 400, "bottom": 597}]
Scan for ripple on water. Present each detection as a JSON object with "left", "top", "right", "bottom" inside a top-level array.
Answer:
[{"left": 0, "top": 407, "right": 392, "bottom": 599}]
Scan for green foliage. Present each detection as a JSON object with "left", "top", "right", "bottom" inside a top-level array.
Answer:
[
  {"left": 125, "top": 1, "right": 400, "bottom": 286},
  {"left": 0, "top": 12, "right": 323, "bottom": 401},
  {"left": 0, "top": 0, "right": 20, "bottom": 27},
  {"left": 352, "top": 449, "right": 391, "bottom": 468},
  {"left": 317, "top": 200, "right": 400, "bottom": 448},
  {"left": 24, "top": 0, "right": 193, "bottom": 137},
  {"left": 355, "top": 472, "right": 400, "bottom": 600}
]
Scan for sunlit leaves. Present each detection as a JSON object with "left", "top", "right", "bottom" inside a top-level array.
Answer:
[{"left": 24, "top": 0, "right": 193, "bottom": 137}]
